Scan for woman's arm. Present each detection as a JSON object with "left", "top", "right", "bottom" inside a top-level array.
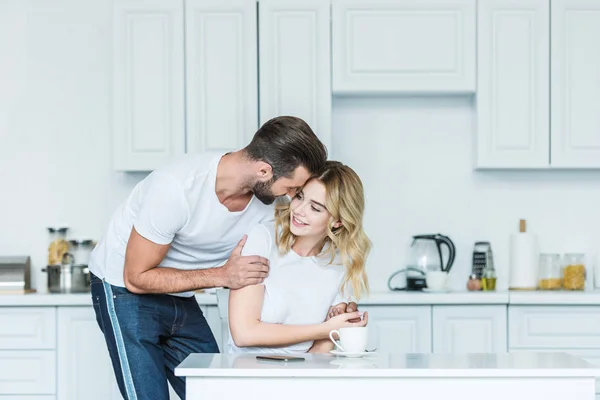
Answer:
[{"left": 228, "top": 284, "right": 344, "bottom": 347}]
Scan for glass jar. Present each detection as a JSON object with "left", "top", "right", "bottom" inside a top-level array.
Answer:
[
  {"left": 48, "top": 227, "right": 69, "bottom": 266},
  {"left": 69, "top": 239, "right": 94, "bottom": 266},
  {"left": 537, "top": 253, "right": 562, "bottom": 290},
  {"left": 562, "top": 253, "right": 586, "bottom": 290}
]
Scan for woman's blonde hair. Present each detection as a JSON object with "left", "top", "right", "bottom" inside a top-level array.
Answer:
[{"left": 274, "top": 160, "right": 371, "bottom": 300}]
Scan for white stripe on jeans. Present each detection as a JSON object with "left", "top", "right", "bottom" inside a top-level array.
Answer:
[{"left": 103, "top": 281, "right": 138, "bottom": 400}]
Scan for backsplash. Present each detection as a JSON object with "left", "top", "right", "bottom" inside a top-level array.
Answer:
[{"left": 2, "top": 93, "right": 600, "bottom": 292}]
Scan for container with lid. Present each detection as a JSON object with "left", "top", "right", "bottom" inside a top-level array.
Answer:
[
  {"left": 47, "top": 227, "right": 69, "bottom": 266},
  {"left": 69, "top": 240, "right": 94, "bottom": 266},
  {"left": 537, "top": 253, "right": 562, "bottom": 290},
  {"left": 562, "top": 253, "right": 586, "bottom": 290}
]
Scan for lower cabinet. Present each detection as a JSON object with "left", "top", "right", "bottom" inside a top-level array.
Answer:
[{"left": 57, "top": 305, "right": 222, "bottom": 400}]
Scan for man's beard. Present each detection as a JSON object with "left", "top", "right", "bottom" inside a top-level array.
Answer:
[{"left": 252, "top": 179, "right": 277, "bottom": 205}]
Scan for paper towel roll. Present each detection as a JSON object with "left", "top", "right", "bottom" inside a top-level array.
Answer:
[{"left": 509, "top": 232, "right": 539, "bottom": 290}]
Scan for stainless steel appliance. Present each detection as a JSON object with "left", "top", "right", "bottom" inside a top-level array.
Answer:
[
  {"left": 0, "top": 256, "right": 32, "bottom": 293},
  {"left": 388, "top": 234, "right": 456, "bottom": 291},
  {"left": 42, "top": 253, "right": 90, "bottom": 293}
]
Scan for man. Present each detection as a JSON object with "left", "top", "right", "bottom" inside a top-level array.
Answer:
[{"left": 90, "top": 116, "right": 334, "bottom": 400}]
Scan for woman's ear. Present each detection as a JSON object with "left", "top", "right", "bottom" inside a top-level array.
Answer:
[
  {"left": 332, "top": 220, "right": 342, "bottom": 229},
  {"left": 255, "top": 161, "right": 273, "bottom": 182}
]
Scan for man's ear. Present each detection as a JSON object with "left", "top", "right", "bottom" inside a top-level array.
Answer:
[{"left": 255, "top": 161, "right": 273, "bottom": 182}]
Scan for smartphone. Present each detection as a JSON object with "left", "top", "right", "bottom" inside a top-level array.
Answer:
[{"left": 256, "top": 355, "right": 305, "bottom": 362}]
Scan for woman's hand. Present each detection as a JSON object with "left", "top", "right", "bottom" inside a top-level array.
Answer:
[{"left": 323, "top": 310, "right": 368, "bottom": 336}]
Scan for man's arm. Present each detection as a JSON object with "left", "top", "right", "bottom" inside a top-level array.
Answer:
[{"left": 123, "top": 229, "right": 270, "bottom": 294}]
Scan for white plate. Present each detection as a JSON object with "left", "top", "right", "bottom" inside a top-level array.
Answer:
[
  {"left": 330, "top": 349, "right": 376, "bottom": 358},
  {"left": 422, "top": 288, "right": 450, "bottom": 293}
]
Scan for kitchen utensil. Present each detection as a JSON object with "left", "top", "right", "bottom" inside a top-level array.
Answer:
[{"left": 42, "top": 253, "right": 90, "bottom": 293}]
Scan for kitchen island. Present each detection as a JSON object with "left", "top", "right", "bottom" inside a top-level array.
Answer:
[{"left": 175, "top": 352, "right": 600, "bottom": 400}]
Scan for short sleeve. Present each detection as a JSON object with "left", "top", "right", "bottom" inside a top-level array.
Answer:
[
  {"left": 331, "top": 281, "right": 355, "bottom": 306},
  {"left": 133, "top": 172, "right": 189, "bottom": 245},
  {"left": 240, "top": 224, "right": 272, "bottom": 260}
]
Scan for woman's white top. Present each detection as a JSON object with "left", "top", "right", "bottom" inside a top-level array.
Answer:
[{"left": 227, "top": 222, "right": 349, "bottom": 354}]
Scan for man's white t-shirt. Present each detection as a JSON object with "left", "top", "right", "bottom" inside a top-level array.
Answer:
[
  {"left": 89, "top": 154, "right": 274, "bottom": 297},
  {"left": 228, "top": 222, "right": 350, "bottom": 354}
]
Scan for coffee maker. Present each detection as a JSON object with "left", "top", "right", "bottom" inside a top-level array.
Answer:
[{"left": 388, "top": 233, "right": 456, "bottom": 291}]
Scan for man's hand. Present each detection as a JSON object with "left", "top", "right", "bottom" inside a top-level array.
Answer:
[
  {"left": 220, "top": 235, "right": 270, "bottom": 289},
  {"left": 327, "top": 301, "right": 362, "bottom": 323}
]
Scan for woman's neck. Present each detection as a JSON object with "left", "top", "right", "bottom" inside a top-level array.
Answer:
[{"left": 292, "top": 235, "right": 325, "bottom": 257}]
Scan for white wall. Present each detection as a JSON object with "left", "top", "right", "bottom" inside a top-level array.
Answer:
[
  {"left": 2, "top": 0, "right": 600, "bottom": 292},
  {"left": 332, "top": 95, "right": 600, "bottom": 291}
]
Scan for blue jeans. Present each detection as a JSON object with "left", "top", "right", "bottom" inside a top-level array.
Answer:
[{"left": 90, "top": 272, "right": 219, "bottom": 400}]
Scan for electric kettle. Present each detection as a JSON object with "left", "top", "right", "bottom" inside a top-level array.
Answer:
[{"left": 388, "top": 233, "right": 456, "bottom": 291}]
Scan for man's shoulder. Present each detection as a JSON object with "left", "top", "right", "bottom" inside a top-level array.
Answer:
[{"left": 155, "top": 153, "right": 219, "bottom": 180}]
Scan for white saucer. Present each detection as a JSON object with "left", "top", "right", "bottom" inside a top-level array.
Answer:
[
  {"left": 330, "top": 349, "right": 376, "bottom": 358},
  {"left": 422, "top": 288, "right": 450, "bottom": 293}
]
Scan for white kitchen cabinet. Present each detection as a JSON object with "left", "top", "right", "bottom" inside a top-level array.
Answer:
[
  {"left": 0, "top": 307, "right": 55, "bottom": 349},
  {"left": 185, "top": 0, "right": 258, "bottom": 156},
  {"left": 331, "top": 0, "right": 476, "bottom": 94},
  {"left": 360, "top": 306, "right": 432, "bottom": 353},
  {"left": 57, "top": 306, "right": 217, "bottom": 400},
  {"left": 112, "top": 0, "right": 185, "bottom": 171},
  {"left": 509, "top": 306, "right": 600, "bottom": 349},
  {"left": 258, "top": 0, "right": 332, "bottom": 151},
  {"left": 475, "top": 0, "right": 549, "bottom": 169},
  {"left": 57, "top": 307, "right": 122, "bottom": 400},
  {"left": 113, "top": 0, "right": 257, "bottom": 171},
  {"left": 0, "top": 351, "right": 55, "bottom": 395},
  {"left": 550, "top": 0, "right": 600, "bottom": 168},
  {"left": 432, "top": 305, "right": 507, "bottom": 353}
]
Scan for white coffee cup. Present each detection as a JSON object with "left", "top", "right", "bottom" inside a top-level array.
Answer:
[
  {"left": 329, "top": 327, "right": 368, "bottom": 353},
  {"left": 426, "top": 270, "right": 448, "bottom": 290}
]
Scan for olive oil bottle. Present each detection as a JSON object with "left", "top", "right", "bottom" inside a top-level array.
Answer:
[{"left": 481, "top": 250, "right": 497, "bottom": 291}]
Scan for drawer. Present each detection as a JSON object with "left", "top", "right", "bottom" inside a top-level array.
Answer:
[
  {"left": 0, "top": 308, "right": 56, "bottom": 349},
  {"left": 509, "top": 306, "right": 600, "bottom": 348},
  {"left": 0, "top": 350, "right": 56, "bottom": 395},
  {"left": 0, "top": 397, "right": 55, "bottom": 400}
]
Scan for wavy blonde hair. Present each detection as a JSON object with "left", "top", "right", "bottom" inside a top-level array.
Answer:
[{"left": 274, "top": 161, "right": 371, "bottom": 300}]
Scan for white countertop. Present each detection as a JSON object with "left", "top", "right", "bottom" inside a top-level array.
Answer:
[
  {"left": 175, "top": 352, "right": 600, "bottom": 378},
  {"left": 3, "top": 289, "right": 600, "bottom": 306}
]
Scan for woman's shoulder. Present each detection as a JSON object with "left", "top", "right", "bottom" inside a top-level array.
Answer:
[{"left": 241, "top": 222, "right": 276, "bottom": 259}]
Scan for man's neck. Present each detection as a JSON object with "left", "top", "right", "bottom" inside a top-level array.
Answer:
[{"left": 215, "top": 152, "right": 254, "bottom": 209}]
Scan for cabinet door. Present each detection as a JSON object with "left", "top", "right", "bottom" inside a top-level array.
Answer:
[
  {"left": 332, "top": 0, "right": 476, "bottom": 94},
  {"left": 258, "top": 0, "right": 332, "bottom": 151},
  {"left": 57, "top": 307, "right": 122, "bottom": 400},
  {"left": 476, "top": 0, "right": 549, "bottom": 169},
  {"left": 359, "top": 306, "right": 431, "bottom": 353},
  {"left": 112, "top": 0, "right": 185, "bottom": 171},
  {"left": 551, "top": 0, "right": 600, "bottom": 167},
  {"left": 58, "top": 307, "right": 183, "bottom": 400},
  {"left": 185, "top": 0, "right": 257, "bottom": 156},
  {"left": 432, "top": 306, "right": 507, "bottom": 353}
]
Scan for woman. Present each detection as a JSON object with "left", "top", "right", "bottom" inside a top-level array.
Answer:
[{"left": 227, "top": 160, "right": 371, "bottom": 354}]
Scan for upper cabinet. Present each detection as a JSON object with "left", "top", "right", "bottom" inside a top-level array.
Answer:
[
  {"left": 112, "top": 0, "right": 186, "bottom": 171},
  {"left": 550, "top": 0, "right": 600, "bottom": 168},
  {"left": 476, "top": 0, "right": 550, "bottom": 169},
  {"left": 477, "top": 0, "right": 600, "bottom": 169},
  {"left": 185, "top": 0, "right": 258, "bottom": 157},
  {"left": 331, "top": 0, "right": 476, "bottom": 94},
  {"left": 113, "top": 0, "right": 331, "bottom": 171},
  {"left": 258, "top": 0, "right": 332, "bottom": 151}
]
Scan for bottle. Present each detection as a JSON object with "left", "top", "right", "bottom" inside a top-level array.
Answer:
[{"left": 481, "top": 249, "right": 497, "bottom": 291}]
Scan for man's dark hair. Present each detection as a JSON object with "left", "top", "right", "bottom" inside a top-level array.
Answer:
[{"left": 244, "top": 116, "right": 327, "bottom": 178}]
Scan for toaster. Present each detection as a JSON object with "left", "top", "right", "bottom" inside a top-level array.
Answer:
[{"left": 0, "top": 256, "right": 32, "bottom": 293}]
